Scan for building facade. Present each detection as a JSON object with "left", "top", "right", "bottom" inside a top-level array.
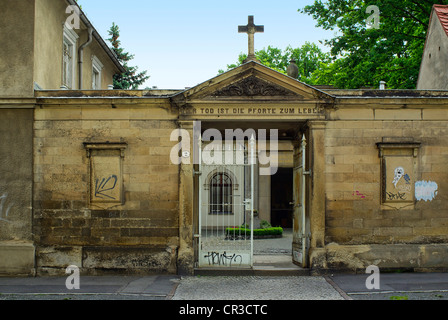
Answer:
[
  {"left": 1, "top": 2, "right": 448, "bottom": 276},
  {"left": 0, "top": 0, "right": 123, "bottom": 275}
]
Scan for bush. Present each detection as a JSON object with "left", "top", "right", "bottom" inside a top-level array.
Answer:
[
  {"left": 225, "top": 227, "right": 283, "bottom": 237},
  {"left": 259, "top": 220, "right": 272, "bottom": 229}
]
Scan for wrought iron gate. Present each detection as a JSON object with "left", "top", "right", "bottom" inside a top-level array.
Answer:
[{"left": 197, "top": 136, "right": 255, "bottom": 268}]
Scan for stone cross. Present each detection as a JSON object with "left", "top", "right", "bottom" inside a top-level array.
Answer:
[{"left": 238, "top": 16, "right": 264, "bottom": 63}]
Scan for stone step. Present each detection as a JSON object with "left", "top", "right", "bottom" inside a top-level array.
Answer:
[
  {"left": 194, "top": 267, "right": 310, "bottom": 277},
  {"left": 194, "top": 254, "right": 310, "bottom": 276}
]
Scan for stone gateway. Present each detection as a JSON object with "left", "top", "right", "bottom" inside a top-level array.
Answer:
[{"left": 1, "top": 2, "right": 448, "bottom": 276}]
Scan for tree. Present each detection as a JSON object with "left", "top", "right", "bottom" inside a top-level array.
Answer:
[
  {"left": 300, "top": 0, "right": 448, "bottom": 89},
  {"left": 107, "top": 22, "right": 149, "bottom": 89},
  {"left": 219, "top": 42, "right": 331, "bottom": 85}
]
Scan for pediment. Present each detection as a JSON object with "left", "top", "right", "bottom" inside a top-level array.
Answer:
[
  {"left": 172, "top": 61, "right": 334, "bottom": 105},
  {"left": 213, "top": 76, "right": 301, "bottom": 98}
]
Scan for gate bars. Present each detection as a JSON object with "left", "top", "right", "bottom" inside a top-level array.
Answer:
[{"left": 197, "top": 135, "right": 255, "bottom": 268}]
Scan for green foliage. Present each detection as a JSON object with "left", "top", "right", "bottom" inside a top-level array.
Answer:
[
  {"left": 390, "top": 295, "right": 409, "bottom": 300},
  {"left": 300, "top": 0, "right": 448, "bottom": 89},
  {"left": 259, "top": 220, "right": 272, "bottom": 229},
  {"left": 107, "top": 22, "right": 150, "bottom": 89},
  {"left": 219, "top": 43, "right": 331, "bottom": 85},
  {"left": 225, "top": 227, "right": 283, "bottom": 237}
]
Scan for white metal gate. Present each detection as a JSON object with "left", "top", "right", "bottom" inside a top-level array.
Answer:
[{"left": 197, "top": 136, "right": 255, "bottom": 268}]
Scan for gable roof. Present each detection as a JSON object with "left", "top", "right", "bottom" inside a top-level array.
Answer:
[
  {"left": 171, "top": 60, "right": 335, "bottom": 106},
  {"left": 433, "top": 4, "right": 448, "bottom": 37},
  {"left": 417, "top": 4, "right": 448, "bottom": 89}
]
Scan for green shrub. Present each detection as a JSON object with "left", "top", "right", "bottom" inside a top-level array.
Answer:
[
  {"left": 225, "top": 227, "right": 283, "bottom": 237},
  {"left": 390, "top": 296, "right": 408, "bottom": 300},
  {"left": 259, "top": 220, "right": 272, "bottom": 229}
]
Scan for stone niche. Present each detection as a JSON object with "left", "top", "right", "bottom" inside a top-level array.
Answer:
[
  {"left": 377, "top": 138, "right": 421, "bottom": 209},
  {"left": 84, "top": 142, "right": 127, "bottom": 207}
]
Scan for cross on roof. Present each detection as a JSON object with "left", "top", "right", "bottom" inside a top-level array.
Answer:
[{"left": 238, "top": 16, "right": 264, "bottom": 63}]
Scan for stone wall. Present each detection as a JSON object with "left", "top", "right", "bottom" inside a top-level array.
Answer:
[
  {"left": 0, "top": 109, "right": 34, "bottom": 275},
  {"left": 33, "top": 103, "right": 180, "bottom": 275},
  {"left": 313, "top": 108, "right": 448, "bottom": 272},
  {"left": 325, "top": 119, "right": 448, "bottom": 245}
]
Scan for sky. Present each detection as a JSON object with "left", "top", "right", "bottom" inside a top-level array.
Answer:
[{"left": 77, "top": 0, "right": 336, "bottom": 90}]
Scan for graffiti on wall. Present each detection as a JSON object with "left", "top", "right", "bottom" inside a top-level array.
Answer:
[
  {"left": 386, "top": 165, "right": 413, "bottom": 202},
  {"left": 90, "top": 154, "right": 122, "bottom": 203},
  {"left": 204, "top": 251, "right": 243, "bottom": 267},
  {"left": 415, "top": 181, "right": 438, "bottom": 202},
  {"left": 94, "top": 175, "right": 118, "bottom": 200},
  {"left": 0, "top": 193, "right": 13, "bottom": 223}
]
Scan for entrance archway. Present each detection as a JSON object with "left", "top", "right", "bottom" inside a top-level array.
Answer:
[{"left": 192, "top": 120, "right": 309, "bottom": 269}]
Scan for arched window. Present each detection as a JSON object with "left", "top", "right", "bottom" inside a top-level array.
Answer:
[{"left": 209, "top": 172, "right": 233, "bottom": 215}]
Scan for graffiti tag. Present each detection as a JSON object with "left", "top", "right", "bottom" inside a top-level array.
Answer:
[
  {"left": 94, "top": 175, "right": 118, "bottom": 200},
  {"left": 204, "top": 251, "right": 243, "bottom": 267},
  {"left": 415, "top": 181, "right": 438, "bottom": 202},
  {"left": 386, "top": 191, "right": 407, "bottom": 201}
]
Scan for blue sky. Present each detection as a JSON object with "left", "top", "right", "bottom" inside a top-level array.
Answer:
[{"left": 78, "top": 0, "right": 336, "bottom": 89}]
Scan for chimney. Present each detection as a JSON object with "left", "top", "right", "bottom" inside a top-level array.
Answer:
[{"left": 379, "top": 81, "right": 386, "bottom": 90}]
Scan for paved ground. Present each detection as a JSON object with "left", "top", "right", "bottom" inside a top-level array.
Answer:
[
  {"left": 1, "top": 233, "right": 448, "bottom": 301},
  {"left": 253, "top": 229, "right": 292, "bottom": 255},
  {"left": 172, "top": 276, "right": 343, "bottom": 300},
  {"left": 329, "top": 272, "right": 448, "bottom": 300},
  {"left": 0, "top": 275, "right": 180, "bottom": 300},
  {"left": 1, "top": 269, "right": 448, "bottom": 301}
]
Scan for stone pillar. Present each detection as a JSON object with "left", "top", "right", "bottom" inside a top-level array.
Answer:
[
  {"left": 307, "top": 121, "right": 326, "bottom": 249},
  {"left": 177, "top": 121, "right": 195, "bottom": 275}
]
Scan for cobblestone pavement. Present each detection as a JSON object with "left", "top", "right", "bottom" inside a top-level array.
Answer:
[{"left": 172, "top": 276, "right": 344, "bottom": 300}]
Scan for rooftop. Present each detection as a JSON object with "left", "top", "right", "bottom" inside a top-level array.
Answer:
[{"left": 433, "top": 4, "right": 448, "bottom": 37}]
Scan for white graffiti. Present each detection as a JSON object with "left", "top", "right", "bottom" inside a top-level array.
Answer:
[
  {"left": 415, "top": 181, "right": 438, "bottom": 202},
  {"left": 392, "top": 167, "right": 405, "bottom": 188},
  {"left": 0, "top": 193, "right": 13, "bottom": 223}
]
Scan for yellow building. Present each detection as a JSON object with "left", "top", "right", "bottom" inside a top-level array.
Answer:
[{"left": 0, "top": 0, "right": 123, "bottom": 275}]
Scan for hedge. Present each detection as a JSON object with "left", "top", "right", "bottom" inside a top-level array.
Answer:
[{"left": 225, "top": 227, "right": 283, "bottom": 237}]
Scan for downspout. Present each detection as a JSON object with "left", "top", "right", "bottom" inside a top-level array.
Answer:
[{"left": 78, "top": 27, "right": 93, "bottom": 89}]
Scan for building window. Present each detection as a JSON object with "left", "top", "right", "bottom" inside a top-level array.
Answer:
[
  {"left": 209, "top": 172, "right": 233, "bottom": 215},
  {"left": 62, "top": 25, "right": 79, "bottom": 89},
  {"left": 91, "top": 55, "right": 104, "bottom": 89}
]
